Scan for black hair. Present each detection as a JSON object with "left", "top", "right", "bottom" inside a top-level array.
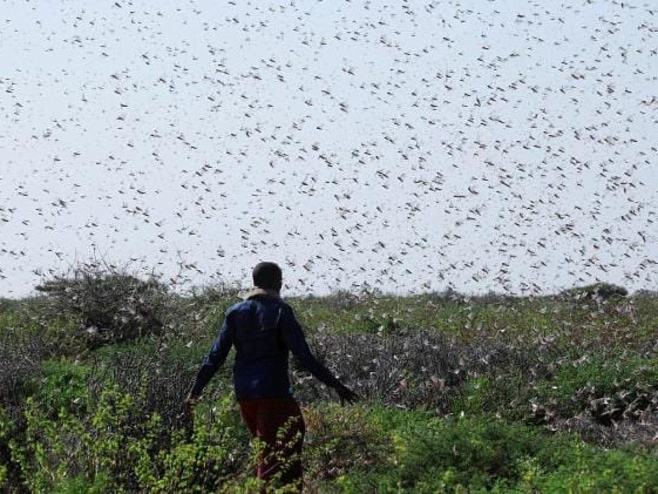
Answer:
[{"left": 252, "top": 262, "right": 282, "bottom": 290}]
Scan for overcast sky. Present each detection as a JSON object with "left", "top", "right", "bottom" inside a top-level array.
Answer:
[{"left": 0, "top": 0, "right": 656, "bottom": 298}]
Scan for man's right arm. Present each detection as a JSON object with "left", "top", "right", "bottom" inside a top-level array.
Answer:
[{"left": 187, "top": 312, "right": 235, "bottom": 401}]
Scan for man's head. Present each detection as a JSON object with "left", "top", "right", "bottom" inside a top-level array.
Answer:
[{"left": 252, "top": 262, "right": 282, "bottom": 291}]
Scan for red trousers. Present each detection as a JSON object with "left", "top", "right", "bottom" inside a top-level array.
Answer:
[{"left": 238, "top": 397, "right": 305, "bottom": 493}]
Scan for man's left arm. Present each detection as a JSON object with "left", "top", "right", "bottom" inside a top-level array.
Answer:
[{"left": 280, "top": 305, "right": 359, "bottom": 405}]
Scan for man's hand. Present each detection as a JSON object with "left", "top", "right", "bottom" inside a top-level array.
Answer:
[
  {"left": 335, "top": 383, "right": 359, "bottom": 406},
  {"left": 184, "top": 392, "right": 199, "bottom": 417}
]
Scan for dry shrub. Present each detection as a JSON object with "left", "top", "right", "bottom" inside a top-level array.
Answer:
[
  {"left": 554, "top": 410, "right": 658, "bottom": 448},
  {"left": 35, "top": 263, "right": 171, "bottom": 349},
  {"left": 0, "top": 329, "right": 45, "bottom": 406},
  {"left": 91, "top": 345, "right": 198, "bottom": 429},
  {"left": 294, "top": 329, "right": 550, "bottom": 413},
  {"left": 560, "top": 283, "right": 628, "bottom": 302}
]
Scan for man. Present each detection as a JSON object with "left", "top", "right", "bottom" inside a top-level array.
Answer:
[{"left": 184, "top": 261, "right": 359, "bottom": 492}]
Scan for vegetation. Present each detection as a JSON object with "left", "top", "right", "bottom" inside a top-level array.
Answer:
[
  {"left": 1, "top": 268, "right": 657, "bottom": 492},
  {"left": 34, "top": 264, "right": 171, "bottom": 349}
]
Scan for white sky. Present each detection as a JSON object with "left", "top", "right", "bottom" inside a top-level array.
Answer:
[{"left": 0, "top": 0, "right": 656, "bottom": 298}]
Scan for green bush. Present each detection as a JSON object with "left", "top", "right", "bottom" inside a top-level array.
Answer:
[
  {"left": 391, "top": 414, "right": 541, "bottom": 490},
  {"left": 52, "top": 472, "right": 113, "bottom": 494},
  {"left": 530, "top": 441, "right": 658, "bottom": 493},
  {"left": 532, "top": 354, "right": 658, "bottom": 424},
  {"left": 336, "top": 413, "right": 658, "bottom": 493},
  {"left": 129, "top": 394, "right": 249, "bottom": 493},
  {"left": 5, "top": 376, "right": 252, "bottom": 494},
  {"left": 29, "top": 359, "right": 93, "bottom": 418}
]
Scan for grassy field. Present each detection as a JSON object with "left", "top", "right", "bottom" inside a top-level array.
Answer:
[{"left": 1, "top": 274, "right": 657, "bottom": 493}]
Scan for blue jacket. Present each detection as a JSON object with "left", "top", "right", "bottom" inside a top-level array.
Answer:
[{"left": 189, "top": 290, "right": 340, "bottom": 401}]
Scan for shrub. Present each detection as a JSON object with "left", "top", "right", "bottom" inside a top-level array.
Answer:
[
  {"left": 35, "top": 263, "right": 171, "bottom": 349},
  {"left": 391, "top": 414, "right": 543, "bottom": 490},
  {"left": 295, "top": 329, "right": 550, "bottom": 415},
  {"left": 92, "top": 341, "right": 206, "bottom": 430},
  {"left": 138, "top": 395, "right": 250, "bottom": 493},
  {"left": 0, "top": 327, "right": 45, "bottom": 407},
  {"left": 531, "top": 440, "right": 658, "bottom": 493},
  {"left": 561, "top": 283, "right": 628, "bottom": 301},
  {"left": 294, "top": 329, "right": 463, "bottom": 410},
  {"left": 530, "top": 354, "right": 658, "bottom": 426},
  {"left": 0, "top": 298, "right": 18, "bottom": 313},
  {"left": 303, "top": 403, "right": 388, "bottom": 484},
  {"left": 341, "top": 412, "right": 658, "bottom": 493}
]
